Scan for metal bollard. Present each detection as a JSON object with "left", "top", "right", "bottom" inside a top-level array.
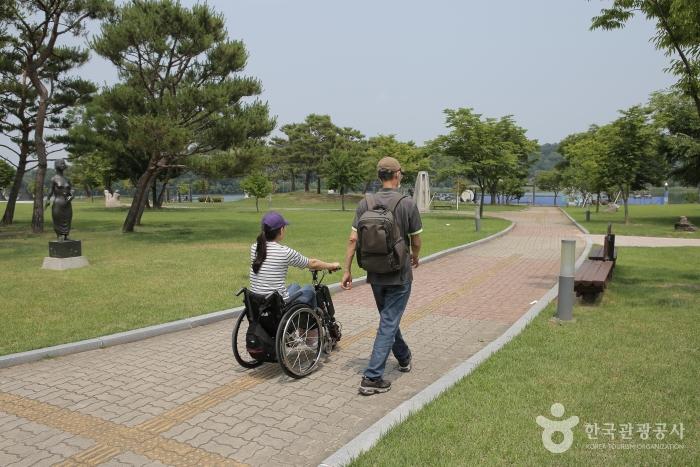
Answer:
[
  {"left": 475, "top": 204, "right": 481, "bottom": 232},
  {"left": 556, "top": 240, "right": 576, "bottom": 321}
]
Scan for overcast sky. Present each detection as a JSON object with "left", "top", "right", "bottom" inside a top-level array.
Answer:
[
  {"left": 185, "top": 0, "right": 674, "bottom": 145},
  {"left": 3, "top": 0, "right": 679, "bottom": 167}
]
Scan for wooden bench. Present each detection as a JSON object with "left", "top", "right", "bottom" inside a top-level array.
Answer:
[
  {"left": 588, "top": 246, "right": 617, "bottom": 263},
  {"left": 574, "top": 259, "right": 614, "bottom": 302},
  {"left": 588, "top": 222, "right": 618, "bottom": 265},
  {"left": 431, "top": 201, "right": 455, "bottom": 210}
]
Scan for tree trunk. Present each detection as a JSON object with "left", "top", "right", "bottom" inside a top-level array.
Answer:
[
  {"left": 156, "top": 180, "right": 168, "bottom": 208},
  {"left": 553, "top": 191, "right": 558, "bottom": 206},
  {"left": 479, "top": 186, "right": 485, "bottom": 218},
  {"left": 622, "top": 184, "right": 630, "bottom": 225},
  {"left": 490, "top": 188, "right": 497, "bottom": 205},
  {"left": 151, "top": 180, "right": 159, "bottom": 209},
  {"left": 304, "top": 171, "right": 311, "bottom": 192},
  {"left": 596, "top": 192, "right": 601, "bottom": 213},
  {"left": 123, "top": 164, "right": 158, "bottom": 232},
  {"left": 137, "top": 175, "right": 158, "bottom": 224},
  {"left": 363, "top": 180, "right": 371, "bottom": 194},
  {"left": 255, "top": 197, "right": 259, "bottom": 212},
  {"left": 1, "top": 142, "right": 28, "bottom": 225},
  {"left": 30, "top": 77, "right": 49, "bottom": 234},
  {"left": 316, "top": 175, "right": 321, "bottom": 194},
  {"left": 341, "top": 186, "right": 345, "bottom": 211},
  {"left": 290, "top": 170, "right": 296, "bottom": 192}
]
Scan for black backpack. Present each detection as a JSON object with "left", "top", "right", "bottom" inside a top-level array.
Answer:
[
  {"left": 243, "top": 290, "right": 284, "bottom": 362},
  {"left": 356, "top": 193, "right": 408, "bottom": 274}
]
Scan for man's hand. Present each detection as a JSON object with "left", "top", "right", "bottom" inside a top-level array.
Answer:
[
  {"left": 328, "top": 262, "right": 341, "bottom": 272},
  {"left": 341, "top": 271, "right": 353, "bottom": 290},
  {"left": 411, "top": 253, "right": 420, "bottom": 268}
]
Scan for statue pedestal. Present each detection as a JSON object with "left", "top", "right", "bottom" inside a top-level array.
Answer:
[
  {"left": 42, "top": 256, "right": 90, "bottom": 270},
  {"left": 49, "top": 239, "right": 82, "bottom": 258},
  {"left": 43, "top": 240, "right": 89, "bottom": 270}
]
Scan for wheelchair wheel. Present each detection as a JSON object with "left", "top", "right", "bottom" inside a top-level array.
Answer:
[
  {"left": 232, "top": 311, "right": 263, "bottom": 369},
  {"left": 276, "top": 305, "right": 323, "bottom": 379}
]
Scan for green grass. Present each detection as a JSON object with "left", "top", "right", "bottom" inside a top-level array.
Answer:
[
  {"left": 352, "top": 247, "right": 699, "bottom": 466},
  {"left": 0, "top": 194, "right": 510, "bottom": 356},
  {"left": 565, "top": 204, "right": 700, "bottom": 238}
]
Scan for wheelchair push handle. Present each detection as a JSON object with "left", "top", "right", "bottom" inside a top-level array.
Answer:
[{"left": 311, "top": 266, "right": 341, "bottom": 283}]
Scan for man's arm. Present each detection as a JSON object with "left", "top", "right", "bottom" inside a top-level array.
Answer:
[
  {"left": 410, "top": 233, "right": 422, "bottom": 268},
  {"left": 341, "top": 230, "right": 358, "bottom": 289}
]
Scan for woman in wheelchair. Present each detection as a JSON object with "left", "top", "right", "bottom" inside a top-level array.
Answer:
[{"left": 250, "top": 211, "right": 339, "bottom": 307}]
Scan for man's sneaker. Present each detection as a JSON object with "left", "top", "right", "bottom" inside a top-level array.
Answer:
[
  {"left": 358, "top": 377, "right": 391, "bottom": 396},
  {"left": 398, "top": 352, "right": 412, "bottom": 373}
]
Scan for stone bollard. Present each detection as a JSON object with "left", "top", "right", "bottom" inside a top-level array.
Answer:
[{"left": 556, "top": 240, "right": 576, "bottom": 321}]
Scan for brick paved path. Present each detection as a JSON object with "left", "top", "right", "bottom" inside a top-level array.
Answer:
[{"left": 0, "top": 207, "right": 584, "bottom": 467}]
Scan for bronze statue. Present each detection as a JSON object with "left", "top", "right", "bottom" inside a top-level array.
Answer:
[{"left": 45, "top": 159, "right": 73, "bottom": 241}]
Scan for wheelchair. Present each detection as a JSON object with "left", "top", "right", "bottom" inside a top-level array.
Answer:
[{"left": 232, "top": 270, "right": 342, "bottom": 379}]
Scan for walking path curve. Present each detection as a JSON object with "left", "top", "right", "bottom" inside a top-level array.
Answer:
[
  {"left": 588, "top": 234, "right": 700, "bottom": 247},
  {"left": 0, "top": 207, "right": 585, "bottom": 467}
]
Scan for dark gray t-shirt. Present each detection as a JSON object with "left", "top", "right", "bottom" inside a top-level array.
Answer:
[{"left": 352, "top": 188, "right": 423, "bottom": 285}]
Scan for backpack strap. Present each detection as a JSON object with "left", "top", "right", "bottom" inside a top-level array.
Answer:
[{"left": 388, "top": 193, "right": 408, "bottom": 214}]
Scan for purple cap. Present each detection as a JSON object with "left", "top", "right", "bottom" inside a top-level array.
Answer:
[{"left": 261, "top": 211, "right": 289, "bottom": 230}]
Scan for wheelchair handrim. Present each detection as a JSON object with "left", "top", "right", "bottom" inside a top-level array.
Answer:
[{"left": 279, "top": 307, "right": 322, "bottom": 376}]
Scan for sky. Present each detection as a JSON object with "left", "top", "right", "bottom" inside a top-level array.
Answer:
[{"left": 2, "top": 0, "right": 679, "bottom": 167}]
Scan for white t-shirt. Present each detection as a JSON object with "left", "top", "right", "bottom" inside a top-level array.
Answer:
[{"left": 249, "top": 241, "right": 310, "bottom": 299}]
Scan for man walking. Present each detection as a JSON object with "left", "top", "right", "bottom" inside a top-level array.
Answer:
[{"left": 341, "top": 156, "right": 423, "bottom": 395}]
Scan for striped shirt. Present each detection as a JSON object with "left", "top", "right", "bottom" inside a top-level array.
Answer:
[{"left": 249, "top": 242, "right": 310, "bottom": 299}]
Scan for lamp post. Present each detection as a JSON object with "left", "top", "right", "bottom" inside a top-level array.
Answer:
[
  {"left": 555, "top": 239, "right": 576, "bottom": 321},
  {"left": 664, "top": 182, "right": 669, "bottom": 205}
]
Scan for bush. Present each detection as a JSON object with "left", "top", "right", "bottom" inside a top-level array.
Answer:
[
  {"left": 684, "top": 192, "right": 699, "bottom": 203},
  {"left": 197, "top": 195, "right": 223, "bottom": 203}
]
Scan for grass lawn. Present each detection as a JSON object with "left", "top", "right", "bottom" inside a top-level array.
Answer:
[
  {"left": 0, "top": 193, "right": 511, "bottom": 356},
  {"left": 565, "top": 204, "right": 700, "bottom": 238},
  {"left": 352, "top": 247, "right": 699, "bottom": 466}
]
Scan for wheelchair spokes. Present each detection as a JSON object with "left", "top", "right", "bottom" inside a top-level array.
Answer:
[{"left": 277, "top": 306, "right": 322, "bottom": 379}]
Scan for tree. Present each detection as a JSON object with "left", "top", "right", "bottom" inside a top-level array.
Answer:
[
  {"left": 591, "top": 1, "right": 700, "bottom": 122},
  {"left": 365, "top": 135, "right": 428, "bottom": 192},
  {"left": 69, "top": 154, "right": 112, "bottom": 201},
  {"left": 558, "top": 126, "right": 612, "bottom": 211},
  {"left": 433, "top": 108, "right": 537, "bottom": 217},
  {"left": 602, "top": 106, "right": 666, "bottom": 223},
  {"left": 274, "top": 115, "right": 359, "bottom": 193},
  {"left": 1, "top": 1, "right": 105, "bottom": 226},
  {"left": 88, "top": 0, "right": 274, "bottom": 232},
  {"left": 2, "top": 0, "right": 112, "bottom": 232},
  {"left": 192, "top": 179, "right": 209, "bottom": 201},
  {"left": 648, "top": 90, "right": 700, "bottom": 194},
  {"left": 240, "top": 172, "right": 272, "bottom": 212},
  {"left": 323, "top": 147, "right": 365, "bottom": 211},
  {"left": 535, "top": 169, "right": 565, "bottom": 206},
  {"left": 0, "top": 160, "right": 15, "bottom": 198}
]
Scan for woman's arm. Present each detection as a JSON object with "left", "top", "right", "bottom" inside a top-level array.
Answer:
[
  {"left": 45, "top": 180, "right": 55, "bottom": 207},
  {"left": 308, "top": 258, "right": 340, "bottom": 271}
]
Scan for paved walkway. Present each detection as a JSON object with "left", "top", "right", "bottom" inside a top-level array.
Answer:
[
  {"left": 0, "top": 208, "right": 585, "bottom": 467},
  {"left": 588, "top": 234, "right": 700, "bottom": 247}
]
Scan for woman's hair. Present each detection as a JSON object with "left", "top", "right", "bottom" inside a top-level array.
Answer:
[{"left": 252, "top": 226, "right": 281, "bottom": 274}]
